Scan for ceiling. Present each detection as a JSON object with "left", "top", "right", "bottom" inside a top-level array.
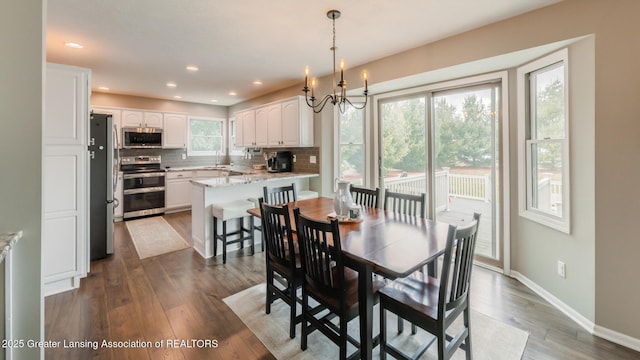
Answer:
[{"left": 46, "top": 0, "right": 560, "bottom": 106}]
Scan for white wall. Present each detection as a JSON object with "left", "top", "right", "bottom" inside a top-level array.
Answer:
[{"left": 0, "top": 0, "right": 44, "bottom": 358}]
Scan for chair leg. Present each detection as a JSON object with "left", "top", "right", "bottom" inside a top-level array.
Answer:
[
  {"left": 222, "top": 220, "right": 227, "bottom": 264},
  {"left": 248, "top": 216, "right": 255, "bottom": 255},
  {"left": 265, "top": 270, "right": 272, "bottom": 315},
  {"left": 288, "top": 279, "right": 296, "bottom": 339},
  {"left": 239, "top": 217, "right": 244, "bottom": 249},
  {"left": 340, "top": 315, "right": 347, "bottom": 360},
  {"left": 301, "top": 292, "right": 308, "bottom": 351},
  {"left": 213, "top": 216, "right": 218, "bottom": 257},
  {"left": 398, "top": 315, "right": 404, "bottom": 334},
  {"left": 380, "top": 307, "right": 387, "bottom": 360},
  {"left": 464, "top": 307, "right": 472, "bottom": 360}
]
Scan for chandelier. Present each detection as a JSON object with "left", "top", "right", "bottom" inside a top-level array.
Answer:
[{"left": 302, "top": 10, "right": 368, "bottom": 114}]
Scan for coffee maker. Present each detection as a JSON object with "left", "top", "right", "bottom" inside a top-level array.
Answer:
[{"left": 266, "top": 151, "right": 293, "bottom": 173}]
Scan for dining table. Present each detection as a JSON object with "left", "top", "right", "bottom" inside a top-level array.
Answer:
[{"left": 247, "top": 197, "right": 451, "bottom": 360}]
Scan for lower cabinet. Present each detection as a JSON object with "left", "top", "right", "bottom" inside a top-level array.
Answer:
[{"left": 166, "top": 171, "right": 193, "bottom": 211}]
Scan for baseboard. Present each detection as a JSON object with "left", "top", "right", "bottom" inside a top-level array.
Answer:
[
  {"left": 511, "top": 271, "right": 594, "bottom": 333},
  {"left": 594, "top": 325, "right": 640, "bottom": 353},
  {"left": 43, "top": 276, "right": 81, "bottom": 297},
  {"left": 510, "top": 271, "right": 640, "bottom": 353}
]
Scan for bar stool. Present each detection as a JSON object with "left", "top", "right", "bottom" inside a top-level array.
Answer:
[{"left": 211, "top": 199, "right": 255, "bottom": 264}]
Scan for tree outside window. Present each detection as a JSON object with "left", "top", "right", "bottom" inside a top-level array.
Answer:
[{"left": 188, "top": 117, "right": 224, "bottom": 156}]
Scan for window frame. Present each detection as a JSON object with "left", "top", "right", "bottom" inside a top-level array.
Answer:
[
  {"left": 517, "top": 48, "right": 571, "bottom": 233},
  {"left": 228, "top": 117, "right": 244, "bottom": 156},
  {"left": 334, "top": 98, "right": 368, "bottom": 187},
  {"left": 187, "top": 116, "right": 226, "bottom": 157}
]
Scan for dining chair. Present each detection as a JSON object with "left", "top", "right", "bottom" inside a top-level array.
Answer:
[
  {"left": 264, "top": 183, "right": 298, "bottom": 205},
  {"left": 254, "top": 183, "right": 299, "bottom": 252},
  {"left": 350, "top": 185, "right": 380, "bottom": 208},
  {"left": 260, "top": 198, "right": 303, "bottom": 339},
  {"left": 379, "top": 213, "right": 481, "bottom": 360},
  {"left": 294, "top": 208, "right": 384, "bottom": 360},
  {"left": 383, "top": 190, "right": 426, "bottom": 218}
]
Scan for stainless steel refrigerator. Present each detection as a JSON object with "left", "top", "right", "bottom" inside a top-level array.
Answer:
[{"left": 89, "top": 112, "right": 118, "bottom": 260}]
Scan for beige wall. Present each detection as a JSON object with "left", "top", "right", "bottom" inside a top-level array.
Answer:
[
  {"left": 0, "top": 0, "right": 44, "bottom": 358},
  {"left": 234, "top": 0, "right": 640, "bottom": 342},
  {"left": 91, "top": 91, "right": 228, "bottom": 118}
]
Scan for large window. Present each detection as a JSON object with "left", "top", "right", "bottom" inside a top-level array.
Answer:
[
  {"left": 517, "top": 49, "right": 570, "bottom": 233},
  {"left": 187, "top": 117, "right": 225, "bottom": 156}
]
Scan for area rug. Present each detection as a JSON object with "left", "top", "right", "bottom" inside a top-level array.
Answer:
[
  {"left": 125, "top": 216, "right": 190, "bottom": 259},
  {"left": 223, "top": 284, "right": 529, "bottom": 360}
]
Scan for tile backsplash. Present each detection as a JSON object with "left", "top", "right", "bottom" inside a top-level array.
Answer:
[{"left": 120, "top": 147, "right": 319, "bottom": 173}]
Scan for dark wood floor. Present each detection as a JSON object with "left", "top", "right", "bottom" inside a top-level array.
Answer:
[{"left": 45, "top": 211, "right": 639, "bottom": 359}]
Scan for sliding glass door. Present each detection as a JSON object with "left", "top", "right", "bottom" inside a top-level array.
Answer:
[
  {"left": 378, "top": 81, "right": 503, "bottom": 266},
  {"left": 432, "top": 85, "right": 500, "bottom": 262}
]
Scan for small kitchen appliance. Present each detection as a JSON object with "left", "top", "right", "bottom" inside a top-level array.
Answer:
[{"left": 266, "top": 151, "right": 293, "bottom": 173}]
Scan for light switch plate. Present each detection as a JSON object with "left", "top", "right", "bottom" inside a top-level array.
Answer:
[{"left": 310, "top": 155, "right": 316, "bottom": 164}]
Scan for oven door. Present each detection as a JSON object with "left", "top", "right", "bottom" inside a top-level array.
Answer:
[
  {"left": 123, "top": 172, "right": 165, "bottom": 190},
  {"left": 123, "top": 190, "right": 165, "bottom": 218}
]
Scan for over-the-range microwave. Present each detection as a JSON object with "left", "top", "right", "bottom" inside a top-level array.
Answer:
[{"left": 122, "top": 127, "right": 162, "bottom": 149}]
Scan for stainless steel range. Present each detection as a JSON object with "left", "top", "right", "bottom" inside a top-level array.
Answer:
[{"left": 121, "top": 155, "right": 165, "bottom": 219}]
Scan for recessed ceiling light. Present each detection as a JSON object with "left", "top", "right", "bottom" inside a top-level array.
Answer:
[
  {"left": 253, "top": 81, "right": 263, "bottom": 86},
  {"left": 166, "top": 82, "right": 177, "bottom": 88},
  {"left": 173, "top": 95, "right": 182, "bottom": 99},
  {"left": 65, "top": 42, "right": 83, "bottom": 49},
  {"left": 229, "top": 92, "right": 237, "bottom": 96},
  {"left": 98, "top": 86, "right": 109, "bottom": 91},
  {"left": 186, "top": 65, "right": 199, "bottom": 72}
]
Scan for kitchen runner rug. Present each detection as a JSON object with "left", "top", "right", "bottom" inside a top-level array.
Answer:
[
  {"left": 223, "top": 283, "right": 529, "bottom": 360},
  {"left": 125, "top": 216, "right": 190, "bottom": 260}
]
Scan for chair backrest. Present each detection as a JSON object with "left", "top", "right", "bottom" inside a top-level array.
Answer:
[
  {"left": 383, "top": 190, "right": 426, "bottom": 218},
  {"left": 263, "top": 183, "right": 297, "bottom": 205},
  {"left": 260, "top": 198, "right": 296, "bottom": 271},
  {"left": 350, "top": 185, "right": 380, "bottom": 208},
  {"left": 439, "top": 213, "right": 481, "bottom": 316},
  {"left": 294, "top": 208, "right": 345, "bottom": 299}
]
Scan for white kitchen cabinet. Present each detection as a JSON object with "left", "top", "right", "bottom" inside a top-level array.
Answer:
[
  {"left": 236, "top": 110, "right": 256, "bottom": 147},
  {"left": 92, "top": 106, "right": 122, "bottom": 148},
  {"left": 144, "top": 111, "right": 164, "bottom": 127},
  {"left": 163, "top": 113, "right": 188, "bottom": 148},
  {"left": 43, "top": 63, "right": 90, "bottom": 296},
  {"left": 281, "top": 97, "right": 314, "bottom": 146},
  {"left": 234, "top": 96, "right": 313, "bottom": 148},
  {"left": 266, "top": 103, "right": 283, "bottom": 146},
  {"left": 254, "top": 106, "right": 269, "bottom": 147},
  {"left": 166, "top": 171, "right": 193, "bottom": 211},
  {"left": 121, "top": 110, "right": 164, "bottom": 128}
]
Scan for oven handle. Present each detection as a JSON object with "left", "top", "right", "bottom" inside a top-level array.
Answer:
[
  {"left": 123, "top": 186, "right": 166, "bottom": 195},
  {"left": 123, "top": 172, "right": 166, "bottom": 179}
]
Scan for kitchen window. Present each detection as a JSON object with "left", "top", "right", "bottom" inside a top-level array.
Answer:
[
  {"left": 187, "top": 117, "right": 225, "bottom": 156},
  {"left": 517, "top": 49, "right": 570, "bottom": 233}
]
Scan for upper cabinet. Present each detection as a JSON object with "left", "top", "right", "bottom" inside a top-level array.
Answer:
[
  {"left": 92, "top": 106, "right": 122, "bottom": 148},
  {"left": 163, "top": 113, "right": 188, "bottom": 148},
  {"left": 121, "top": 110, "right": 163, "bottom": 128},
  {"left": 234, "top": 96, "right": 313, "bottom": 148}
]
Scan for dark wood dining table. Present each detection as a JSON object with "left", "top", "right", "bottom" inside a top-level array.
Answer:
[{"left": 247, "top": 197, "right": 450, "bottom": 360}]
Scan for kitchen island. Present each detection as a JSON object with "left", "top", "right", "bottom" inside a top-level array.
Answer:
[{"left": 190, "top": 172, "right": 318, "bottom": 259}]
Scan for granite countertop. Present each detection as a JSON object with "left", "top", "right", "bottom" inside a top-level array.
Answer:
[
  {"left": 191, "top": 172, "right": 318, "bottom": 188},
  {"left": 0, "top": 230, "right": 22, "bottom": 263}
]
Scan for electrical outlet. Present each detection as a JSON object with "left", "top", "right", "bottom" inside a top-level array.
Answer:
[
  {"left": 310, "top": 155, "right": 316, "bottom": 164},
  {"left": 557, "top": 260, "right": 566, "bottom": 278},
  {"left": 182, "top": 153, "right": 187, "bottom": 160},
  {"left": 293, "top": 155, "right": 296, "bottom": 162}
]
